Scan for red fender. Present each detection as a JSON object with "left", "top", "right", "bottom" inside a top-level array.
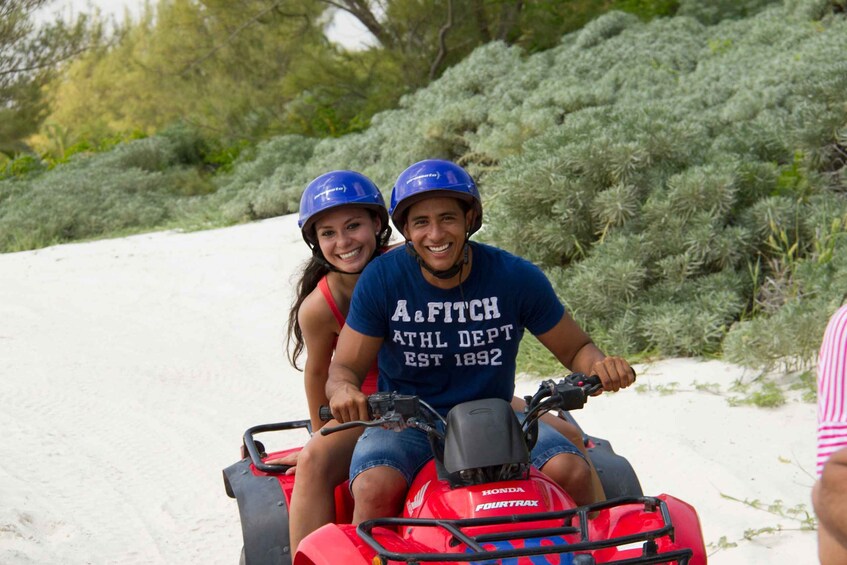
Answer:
[
  {"left": 293, "top": 524, "right": 373, "bottom": 565},
  {"left": 658, "top": 494, "right": 707, "bottom": 565},
  {"left": 588, "top": 494, "right": 707, "bottom": 564}
]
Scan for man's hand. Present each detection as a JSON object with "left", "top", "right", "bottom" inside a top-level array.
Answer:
[
  {"left": 328, "top": 382, "right": 370, "bottom": 423},
  {"left": 589, "top": 356, "right": 636, "bottom": 393},
  {"left": 325, "top": 326, "right": 383, "bottom": 422}
]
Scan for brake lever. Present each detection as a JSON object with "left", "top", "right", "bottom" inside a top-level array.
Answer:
[
  {"left": 581, "top": 374, "right": 604, "bottom": 396},
  {"left": 320, "top": 418, "right": 389, "bottom": 436},
  {"left": 319, "top": 410, "right": 411, "bottom": 436},
  {"left": 320, "top": 421, "right": 359, "bottom": 435}
]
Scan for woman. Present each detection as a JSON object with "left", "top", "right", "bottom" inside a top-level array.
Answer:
[{"left": 274, "top": 170, "right": 392, "bottom": 555}]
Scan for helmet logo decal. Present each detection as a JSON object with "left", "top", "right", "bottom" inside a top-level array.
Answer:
[
  {"left": 406, "top": 172, "right": 440, "bottom": 185},
  {"left": 313, "top": 185, "right": 347, "bottom": 200}
]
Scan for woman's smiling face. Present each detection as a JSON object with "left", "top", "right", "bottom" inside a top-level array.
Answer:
[{"left": 314, "top": 206, "right": 381, "bottom": 272}]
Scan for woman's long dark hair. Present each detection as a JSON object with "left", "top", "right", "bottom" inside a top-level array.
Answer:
[
  {"left": 286, "top": 209, "right": 391, "bottom": 370},
  {"left": 286, "top": 257, "right": 330, "bottom": 370}
]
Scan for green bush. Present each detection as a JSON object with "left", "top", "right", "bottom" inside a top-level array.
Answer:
[
  {"left": 200, "top": 135, "right": 319, "bottom": 224},
  {"left": 0, "top": 134, "right": 223, "bottom": 250},
  {"left": 3, "top": 3, "right": 845, "bottom": 370},
  {"left": 677, "top": 0, "right": 780, "bottom": 25},
  {"left": 2, "top": 154, "right": 47, "bottom": 179},
  {"left": 0, "top": 165, "right": 172, "bottom": 251}
]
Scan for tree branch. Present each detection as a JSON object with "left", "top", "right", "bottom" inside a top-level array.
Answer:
[
  {"left": 178, "top": 1, "right": 306, "bottom": 77},
  {"left": 429, "top": 0, "right": 453, "bottom": 81},
  {"left": 496, "top": 0, "right": 523, "bottom": 42},
  {"left": 471, "top": 0, "right": 491, "bottom": 43},
  {"left": 320, "top": 0, "right": 393, "bottom": 49},
  {"left": 0, "top": 44, "right": 90, "bottom": 78}
]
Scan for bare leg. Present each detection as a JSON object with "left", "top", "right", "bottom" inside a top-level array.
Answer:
[
  {"left": 351, "top": 466, "right": 407, "bottom": 523},
  {"left": 813, "top": 458, "right": 847, "bottom": 565},
  {"left": 539, "top": 452, "right": 593, "bottom": 506},
  {"left": 818, "top": 521, "right": 847, "bottom": 564},
  {"left": 288, "top": 425, "right": 361, "bottom": 555}
]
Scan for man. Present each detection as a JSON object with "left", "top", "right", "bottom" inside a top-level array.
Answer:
[{"left": 327, "top": 159, "right": 636, "bottom": 523}]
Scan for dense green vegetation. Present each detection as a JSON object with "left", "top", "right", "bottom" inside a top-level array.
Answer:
[
  {"left": 2, "top": 0, "right": 846, "bottom": 371},
  {"left": 18, "top": 0, "right": 683, "bottom": 154},
  {"left": 1, "top": 0, "right": 96, "bottom": 156}
]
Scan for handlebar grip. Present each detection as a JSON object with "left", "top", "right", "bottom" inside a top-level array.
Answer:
[
  {"left": 319, "top": 406, "right": 333, "bottom": 422},
  {"left": 585, "top": 375, "right": 602, "bottom": 386}
]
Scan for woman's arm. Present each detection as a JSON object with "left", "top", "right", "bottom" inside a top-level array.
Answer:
[{"left": 298, "top": 291, "right": 341, "bottom": 431}]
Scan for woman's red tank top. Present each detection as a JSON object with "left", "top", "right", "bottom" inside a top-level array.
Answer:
[{"left": 317, "top": 276, "right": 378, "bottom": 395}]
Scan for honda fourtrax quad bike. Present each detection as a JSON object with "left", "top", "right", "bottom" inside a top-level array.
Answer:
[{"left": 223, "top": 374, "right": 707, "bottom": 564}]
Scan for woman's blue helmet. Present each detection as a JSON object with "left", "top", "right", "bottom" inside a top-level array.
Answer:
[
  {"left": 298, "top": 170, "right": 389, "bottom": 246},
  {"left": 389, "top": 160, "right": 482, "bottom": 235}
]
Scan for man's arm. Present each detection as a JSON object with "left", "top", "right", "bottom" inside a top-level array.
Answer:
[
  {"left": 535, "top": 312, "right": 635, "bottom": 392},
  {"left": 814, "top": 446, "right": 847, "bottom": 563},
  {"left": 326, "top": 324, "right": 383, "bottom": 423}
]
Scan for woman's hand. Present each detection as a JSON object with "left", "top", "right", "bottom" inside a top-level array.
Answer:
[{"left": 263, "top": 451, "right": 299, "bottom": 475}]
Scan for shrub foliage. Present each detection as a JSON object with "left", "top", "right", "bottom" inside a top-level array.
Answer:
[{"left": 2, "top": 1, "right": 846, "bottom": 368}]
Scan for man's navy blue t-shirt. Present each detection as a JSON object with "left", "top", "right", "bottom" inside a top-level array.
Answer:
[{"left": 346, "top": 242, "right": 565, "bottom": 415}]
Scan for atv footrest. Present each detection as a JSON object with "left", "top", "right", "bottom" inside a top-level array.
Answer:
[{"left": 357, "top": 496, "right": 694, "bottom": 564}]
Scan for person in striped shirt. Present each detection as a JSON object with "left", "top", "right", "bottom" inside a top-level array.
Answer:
[{"left": 812, "top": 302, "right": 847, "bottom": 564}]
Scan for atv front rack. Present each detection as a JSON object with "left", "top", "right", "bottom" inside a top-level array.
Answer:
[{"left": 358, "top": 496, "right": 693, "bottom": 564}]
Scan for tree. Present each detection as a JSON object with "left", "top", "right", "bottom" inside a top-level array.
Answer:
[
  {"left": 39, "top": 0, "right": 682, "bottom": 149},
  {"left": 0, "top": 0, "right": 96, "bottom": 157},
  {"left": 45, "top": 0, "right": 329, "bottom": 144}
]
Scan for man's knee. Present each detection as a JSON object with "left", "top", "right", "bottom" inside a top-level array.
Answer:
[
  {"left": 540, "top": 453, "right": 592, "bottom": 504},
  {"left": 559, "top": 423, "right": 585, "bottom": 451},
  {"left": 351, "top": 467, "right": 407, "bottom": 519}
]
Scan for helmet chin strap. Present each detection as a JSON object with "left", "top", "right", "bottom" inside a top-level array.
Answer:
[{"left": 404, "top": 238, "right": 470, "bottom": 280}]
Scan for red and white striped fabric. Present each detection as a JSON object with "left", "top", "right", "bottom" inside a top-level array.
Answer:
[{"left": 817, "top": 304, "right": 847, "bottom": 477}]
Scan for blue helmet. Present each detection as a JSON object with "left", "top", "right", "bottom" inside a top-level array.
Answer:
[
  {"left": 298, "top": 170, "right": 389, "bottom": 245},
  {"left": 389, "top": 159, "right": 482, "bottom": 235}
]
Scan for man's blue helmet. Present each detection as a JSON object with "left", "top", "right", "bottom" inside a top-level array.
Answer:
[
  {"left": 299, "top": 170, "right": 389, "bottom": 245},
  {"left": 390, "top": 160, "right": 482, "bottom": 235}
]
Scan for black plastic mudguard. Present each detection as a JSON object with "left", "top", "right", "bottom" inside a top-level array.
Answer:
[
  {"left": 559, "top": 411, "right": 643, "bottom": 500},
  {"left": 585, "top": 435, "right": 644, "bottom": 499},
  {"left": 222, "top": 458, "right": 291, "bottom": 565}
]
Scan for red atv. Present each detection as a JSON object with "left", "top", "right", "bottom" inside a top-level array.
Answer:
[{"left": 223, "top": 374, "right": 707, "bottom": 564}]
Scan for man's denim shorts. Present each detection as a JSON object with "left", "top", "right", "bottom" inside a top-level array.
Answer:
[{"left": 349, "top": 412, "right": 585, "bottom": 486}]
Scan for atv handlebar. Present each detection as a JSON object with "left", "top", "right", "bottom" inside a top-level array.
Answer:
[
  {"left": 319, "top": 373, "right": 603, "bottom": 439},
  {"left": 319, "top": 392, "right": 442, "bottom": 436}
]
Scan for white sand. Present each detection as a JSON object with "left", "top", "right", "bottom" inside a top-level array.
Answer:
[{"left": 0, "top": 215, "right": 817, "bottom": 564}]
